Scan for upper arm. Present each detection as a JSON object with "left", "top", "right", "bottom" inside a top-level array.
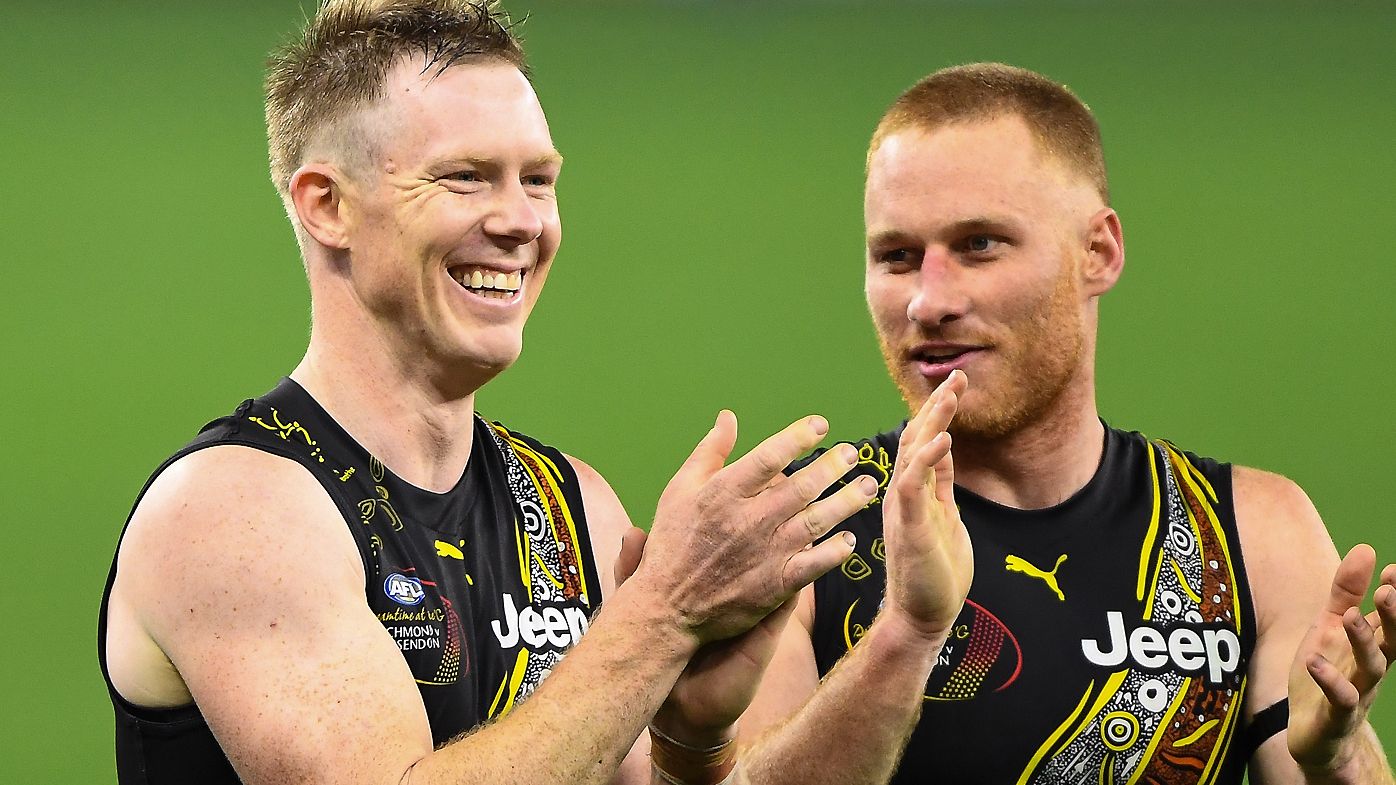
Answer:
[
  {"left": 566, "top": 453, "right": 639, "bottom": 600},
  {"left": 112, "top": 446, "right": 434, "bottom": 785},
  {"left": 564, "top": 453, "right": 652, "bottom": 783},
  {"left": 1232, "top": 466, "right": 1340, "bottom": 778}
]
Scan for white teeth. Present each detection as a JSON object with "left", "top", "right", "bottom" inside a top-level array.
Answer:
[{"left": 455, "top": 267, "right": 522, "bottom": 293}]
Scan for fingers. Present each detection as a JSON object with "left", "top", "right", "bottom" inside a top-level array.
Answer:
[
  {"left": 721, "top": 415, "right": 829, "bottom": 497},
  {"left": 673, "top": 410, "right": 740, "bottom": 482},
  {"left": 895, "top": 432, "right": 953, "bottom": 502},
  {"left": 783, "top": 531, "right": 856, "bottom": 592},
  {"left": 613, "top": 526, "right": 647, "bottom": 587},
  {"left": 895, "top": 373, "right": 963, "bottom": 477},
  {"left": 1308, "top": 652, "right": 1362, "bottom": 714},
  {"left": 1323, "top": 544, "right": 1377, "bottom": 617},
  {"left": 777, "top": 473, "right": 879, "bottom": 545},
  {"left": 895, "top": 389, "right": 933, "bottom": 474},
  {"left": 763, "top": 442, "right": 859, "bottom": 518},
  {"left": 1376, "top": 578, "right": 1396, "bottom": 664},
  {"left": 933, "top": 434, "right": 956, "bottom": 506},
  {"left": 921, "top": 381, "right": 963, "bottom": 436},
  {"left": 1342, "top": 607, "right": 1387, "bottom": 697}
]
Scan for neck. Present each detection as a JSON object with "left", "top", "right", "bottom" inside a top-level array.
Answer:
[
  {"left": 949, "top": 365, "right": 1105, "bottom": 510},
  {"left": 292, "top": 310, "right": 482, "bottom": 494}
]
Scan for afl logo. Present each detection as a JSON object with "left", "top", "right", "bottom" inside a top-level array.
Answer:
[{"left": 384, "top": 573, "right": 425, "bottom": 606}]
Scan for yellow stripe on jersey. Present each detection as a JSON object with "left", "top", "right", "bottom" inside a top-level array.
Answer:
[
  {"left": 1015, "top": 680, "right": 1096, "bottom": 785},
  {"left": 1199, "top": 678, "right": 1246, "bottom": 785},
  {"left": 1126, "top": 679, "right": 1192, "bottom": 785},
  {"left": 509, "top": 434, "right": 592, "bottom": 604},
  {"left": 514, "top": 514, "right": 531, "bottom": 591},
  {"left": 1166, "top": 443, "right": 1242, "bottom": 623},
  {"left": 499, "top": 648, "right": 531, "bottom": 719},
  {"left": 1174, "top": 718, "right": 1220, "bottom": 749},
  {"left": 1138, "top": 444, "right": 1164, "bottom": 602},
  {"left": 1171, "top": 555, "right": 1205, "bottom": 605},
  {"left": 1061, "top": 669, "right": 1130, "bottom": 751},
  {"left": 487, "top": 672, "right": 510, "bottom": 719}
]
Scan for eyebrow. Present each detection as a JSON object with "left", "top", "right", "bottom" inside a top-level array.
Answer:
[
  {"left": 531, "top": 151, "right": 565, "bottom": 169},
  {"left": 866, "top": 229, "right": 919, "bottom": 248},
  {"left": 436, "top": 152, "right": 564, "bottom": 170},
  {"left": 866, "top": 216, "right": 1020, "bottom": 247},
  {"left": 947, "top": 216, "right": 1017, "bottom": 232}
]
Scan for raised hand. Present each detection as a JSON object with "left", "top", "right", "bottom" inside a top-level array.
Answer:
[
  {"left": 1287, "top": 543, "right": 1396, "bottom": 775},
  {"left": 881, "top": 370, "right": 973, "bottom": 643},
  {"left": 616, "top": 527, "right": 794, "bottom": 746},
  {"left": 629, "top": 411, "right": 876, "bottom": 647}
]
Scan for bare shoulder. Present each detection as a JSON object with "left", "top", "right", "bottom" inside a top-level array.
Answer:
[
  {"left": 1231, "top": 465, "right": 1340, "bottom": 589},
  {"left": 1230, "top": 465, "right": 1340, "bottom": 715},
  {"left": 116, "top": 445, "right": 365, "bottom": 607},
  {"left": 563, "top": 453, "right": 637, "bottom": 596},
  {"left": 108, "top": 445, "right": 366, "bottom": 702},
  {"left": 108, "top": 444, "right": 435, "bottom": 781}
]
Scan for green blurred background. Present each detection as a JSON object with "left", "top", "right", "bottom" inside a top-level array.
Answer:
[{"left": 3, "top": 1, "right": 1394, "bottom": 781}]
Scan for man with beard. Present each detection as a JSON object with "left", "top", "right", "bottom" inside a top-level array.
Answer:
[
  {"left": 96, "top": 3, "right": 879, "bottom": 784},
  {"left": 643, "top": 63, "right": 1394, "bottom": 784}
]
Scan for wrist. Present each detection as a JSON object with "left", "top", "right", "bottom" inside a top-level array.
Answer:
[
  {"left": 1297, "top": 755, "right": 1364, "bottom": 785},
  {"left": 651, "top": 701, "right": 738, "bottom": 749},
  {"left": 871, "top": 605, "right": 954, "bottom": 662},
  {"left": 1293, "top": 724, "right": 1391, "bottom": 785},
  {"left": 605, "top": 577, "right": 703, "bottom": 660},
  {"left": 649, "top": 723, "right": 739, "bottom": 785}
]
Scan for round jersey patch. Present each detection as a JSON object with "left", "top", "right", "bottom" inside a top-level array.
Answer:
[{"left": 384, "top": 573, "right": 426, "bottom": 606}]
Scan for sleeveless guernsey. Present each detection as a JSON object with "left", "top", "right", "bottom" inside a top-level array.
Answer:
[
  {"left": 801, "top": 424, "right": 1263, "bottom": 784},
  {"left": 98, "top": 378, "right": 602, "bottom": 784}
]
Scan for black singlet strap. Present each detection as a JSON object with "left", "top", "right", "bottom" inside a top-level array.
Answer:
[{"left": 1242, "top": 699, "right": 1289, "bottom": 758}]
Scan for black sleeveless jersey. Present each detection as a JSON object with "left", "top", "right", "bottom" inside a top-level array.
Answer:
[
  {"left": 98, "top": 379, "right": 602, "bottom": 784},
  {"left": 799, "top": 424, "right": 1260, "bottom": 785}
]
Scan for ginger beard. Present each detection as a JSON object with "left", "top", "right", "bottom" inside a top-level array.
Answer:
[{"left": 872, "top": 254, "right": 1088, "bottom": 441}]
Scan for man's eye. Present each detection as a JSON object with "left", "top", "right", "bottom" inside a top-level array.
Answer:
[
  {"left": 442, "top": 171, "right": 482, "bottom": 183},
  {"left": 963, "top": 235, "right": 1000, "bottom": 253},
  {"left": 522, "top": 174, "right": 554, "bottom": 187},
  {"left": 880, "top": 249, "right": 915, "bottom": 264}
]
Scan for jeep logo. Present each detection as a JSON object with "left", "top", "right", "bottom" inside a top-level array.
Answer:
[
  {"left": 1081, "top": 611, "right": 1240, "bottom": 684},
  {"left": 491, "top": 593, "right": 590, "bottom": 651}
]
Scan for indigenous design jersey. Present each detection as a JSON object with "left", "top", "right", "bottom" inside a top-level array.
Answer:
[
  {"left": 98, "top": 379, "right": 601, "bottom": 784},
  {"left": 802, "top": 425, "right": 1257, "bottom": 785}
]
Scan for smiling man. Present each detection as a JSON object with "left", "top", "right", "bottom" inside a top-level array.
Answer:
[
  {"left": 95, "top": 3, "right": 875, "bottom": 784},
  {"left": 644, "top": 64, "right": 1395, "bottom": 785}
]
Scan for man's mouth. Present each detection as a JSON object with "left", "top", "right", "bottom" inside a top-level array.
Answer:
[
  {"left": 449, "top": 265, "right": 523, "bottom": 300},
  {"left": 907, "top": 343, "right": 983, "bottom": 375}
]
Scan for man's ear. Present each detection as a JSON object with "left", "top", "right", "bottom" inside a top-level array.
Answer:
[
  {"left": 289, "top": 164, "right": 352, "bottom": 250},
  {"left": 1082, "top": 207, "right": 1124, "bottom": 297}
]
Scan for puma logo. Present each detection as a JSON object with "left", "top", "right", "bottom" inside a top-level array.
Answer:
[
  {"left": 435, "top": 540, "right": 465, "bottom": 560},
  {"left": 1005, "top": 553, "right": 1067, "bottom": 601}
]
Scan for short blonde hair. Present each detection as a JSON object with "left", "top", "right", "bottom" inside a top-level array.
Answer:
[
  {"left": 264, "top": 0, "right": 527, "bottom": 196},
  {"left": 871, "top": 63, "right": 1109, "bottom": 203}
]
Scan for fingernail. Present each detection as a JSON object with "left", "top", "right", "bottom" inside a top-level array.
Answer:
[
  {"left": 809, "top": 416, "right": 829, "bottom": 436},
  {"left": 859, "top": 475, "right": 877, "bottom": 493},
  {"left": 840, "top": 443, "right": 858, "bottom": 463},
  {"left": 841, "top": 532, "right": 856, "bottom": 547}
]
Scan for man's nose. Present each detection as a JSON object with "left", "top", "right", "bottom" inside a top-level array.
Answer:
[
  {"left": 483, "top": 181, "right": 545, "bottom": 247},
  {"left": 906, "top": 248, "right": 969, "bottom": 326}
]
